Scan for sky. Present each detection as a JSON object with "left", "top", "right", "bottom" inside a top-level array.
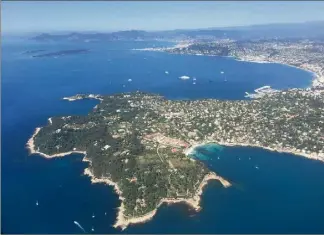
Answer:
[{"left": 2, "top": 1, "right": 324, "bottom": 34}]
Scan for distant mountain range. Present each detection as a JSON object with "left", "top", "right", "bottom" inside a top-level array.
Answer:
[{"left": 31, "top": 21, "right": 324, "bottom": 42}]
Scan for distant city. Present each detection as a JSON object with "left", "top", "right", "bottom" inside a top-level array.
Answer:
[
  {"left": 3, "top": 16, "right": 324, "bottom": 233},
  {"left": 29, "top": 21, "right": 324, "bottom": 42}
]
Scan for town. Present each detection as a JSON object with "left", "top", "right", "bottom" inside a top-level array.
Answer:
[
  {"left": 31, "top": 88, "right": 324, "bottom": 223},
  {"left": 159, "top": 39, "right": 324, "bottom": 89}
]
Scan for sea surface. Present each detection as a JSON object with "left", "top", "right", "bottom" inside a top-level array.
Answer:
[{"left": 2, "top": 38, "right": 324, "bottom": 234}]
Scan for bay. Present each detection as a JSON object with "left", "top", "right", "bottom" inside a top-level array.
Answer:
[{"left": 2, "top": 39, "right": 322, "bottom": 234}]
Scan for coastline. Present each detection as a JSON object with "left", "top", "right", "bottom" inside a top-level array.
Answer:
[
  {"left": 132, "top": 41, "right": 193, "bottom": 52},
  {"left": 233, "top": 56, "right": 323, "bottom": 89},
  {"left": 26, "top": 116, "right": 324, "bottom": 230},
  {"left": 184, "top": 141, "right": 324, "bottom": 163},
  {"left": 62, "top": 94, "right": 104, "bottom": 102},
  {"left": 111, "top": 171, "right": 231, "bottom": 230},
  {"left": 26, "top": 127, "right": 86, "bottom": 158},
  {"left": 26, "top": 125, "right": 232, "bottom": 230},
  {"left": 218, "top": 55, "right": 323, "bottom": 89},
  {"left": 84, "top": 159, "right": 230, "bottom": 230},
  {"left": 82, "top": 136, "right": 324, "bottom": 229},
  {"left": 26, "top": 86, "right": 323, "bottom": 230},
  {"left": 196, "top": 53, "right": 323, "bottom": 89},
  {"left": 27, "top": 122, "right": 323, "bottom": 229},
  {"left": 135, "top": 42, "right": 323, "bottom": 89}
]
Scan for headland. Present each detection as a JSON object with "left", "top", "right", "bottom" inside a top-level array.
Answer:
[{"left": 26, "top": 88, "right": 324, "bottom": 229}]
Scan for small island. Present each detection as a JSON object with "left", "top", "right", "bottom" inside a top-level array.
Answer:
[
  {"left": 31, "top": 49, "right": 89, "bottom": 58},
  {"left": 27, "top": 89, "right": 324, "bottom": 229}
]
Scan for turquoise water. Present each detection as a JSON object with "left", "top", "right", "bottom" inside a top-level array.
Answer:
[
  {"left": 2, "top": 38, "right": 323, "bottom": 234},
  {"left": 189, "top": 143, "right": 224, "bottom": 160},
  {"left": 128, "top": 146, "right": 324, "bottom": 234}
]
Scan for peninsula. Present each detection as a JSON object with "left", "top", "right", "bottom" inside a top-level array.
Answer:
[{"left": 27, "top": 89, "right": 324, "bottom": 229}]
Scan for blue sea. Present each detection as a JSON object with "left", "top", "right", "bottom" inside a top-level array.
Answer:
[{"left": 2, "top": 38, "right": 324, "bottom": 234}]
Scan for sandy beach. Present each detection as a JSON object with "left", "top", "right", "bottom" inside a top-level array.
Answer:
[
  {"left": 27, "top": 129, "right": 230, "bottom": 232},
  {"left": 26, "top": 86, "right": 323, "bottom": 231},
  {"left": 219, "top": 141, "right": 324, "bottom": 163},
  {"left": 87, "top": 135, "right": 324, "bottom": 229},
  {"left": 27, "top": 123, "right": 323, "bottom": 232},
  {"left": 184, "top": 140, "right": 324, "bottom": 163},
  {"left": 27, "top": 116, "right": 229, "bottom": 230}
]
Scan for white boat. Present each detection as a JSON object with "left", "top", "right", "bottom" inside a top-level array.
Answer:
[
  {"left": 36, "top": 200, "right": 39, "bottom": 206},
  {"left": 179, "top": 75, "right": 190, "bottom": 80}
]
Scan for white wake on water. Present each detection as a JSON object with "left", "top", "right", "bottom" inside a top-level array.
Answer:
[{"left": 74, "top": 221, "right": 86, "bottom": 233}]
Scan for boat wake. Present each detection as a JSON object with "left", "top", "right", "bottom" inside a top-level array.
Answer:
[{"left": 74, "top": 221, "right": 86, "bottom": 233}]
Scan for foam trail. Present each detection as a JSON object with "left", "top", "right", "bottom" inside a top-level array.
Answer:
[{"left": 74, "top": 221, "right": 86, "bottom": 233}]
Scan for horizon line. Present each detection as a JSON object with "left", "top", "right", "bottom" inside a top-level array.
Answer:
[{"left": 3, "top": 20, "right": 324, "bottom": 36}]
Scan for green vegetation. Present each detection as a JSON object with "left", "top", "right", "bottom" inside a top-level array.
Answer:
[{"left": 33, "top": 89, "right": 324, "bottom": 218}]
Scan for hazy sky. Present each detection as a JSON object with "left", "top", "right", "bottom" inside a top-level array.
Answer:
[{"left": 2, "top": 1, "right": 324, "bottom": 33}]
